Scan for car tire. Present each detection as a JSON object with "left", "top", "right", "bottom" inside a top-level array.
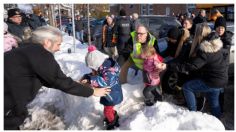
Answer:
[{"left": 161, "top": 70, "right": 179, "bottom": 94}]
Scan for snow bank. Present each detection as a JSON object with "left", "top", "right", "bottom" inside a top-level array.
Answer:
[{"left": 21, "top": 34, "right": 225, "bottom": 130}]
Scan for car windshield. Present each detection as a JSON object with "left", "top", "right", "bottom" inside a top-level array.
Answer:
[
  {"left": 138, "top": 16, "right": 181, "bottom": 38},
  {"left": 162, "top": 17, "right": 181, "bottom": 26},
  {"left": 149, "top": 18, "right": 163, "bottom": 29}
]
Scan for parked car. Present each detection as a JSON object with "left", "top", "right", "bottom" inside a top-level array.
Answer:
[
  {"left": 138, "top": 15, "right": 182, "bottom": 39},
  {"left": 86, "top": 18, "right": 105, "bottom": 49},
  {"left": 56, "top": 16, "right": 70, "bottom": 28},
  {"left": 82, "top": 18, "right": 97, "bottom": 42}
]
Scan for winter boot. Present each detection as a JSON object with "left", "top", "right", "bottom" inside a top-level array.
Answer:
[
  {"left": 144, "top": 99, "right": 155, "bottom": 106},
  {"left": 152, "top": 86, "right": 163, "bottom": 102},
  {"left": 104, "top": 111, "right": 120, "bottom": 130}
]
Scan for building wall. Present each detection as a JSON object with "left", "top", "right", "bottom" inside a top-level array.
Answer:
[
  {"left": 110, "top": 4, "right": 187, "bottom": 16},
  {"left": 154, "top": 4, "right": 187, "bottom": 15},
  {"left": 110, "top": 4, "right": 140, "bottom": 16}
]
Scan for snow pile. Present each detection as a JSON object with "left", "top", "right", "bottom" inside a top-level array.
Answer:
[
  {"left": 21, "top": 33, "right": 225, "bottom": 130},
  {"left": 126, "top": 102, "right": 224, "bottom": 130}
]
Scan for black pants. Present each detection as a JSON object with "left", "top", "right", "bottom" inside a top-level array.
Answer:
[
  {"left": 143, "top": 85, "right": 162, "bottom": 103},
  {"left": 4, "top": 109, "right": 26, "bottom": 130}
]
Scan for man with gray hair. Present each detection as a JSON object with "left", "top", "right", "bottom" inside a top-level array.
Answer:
[
  {"left": 192, "top": 9, "right": 207, "bottom": 35},
  {"left": 131, "top": 13, "right": 140, "bottom": 31},
  {"left": 4, "top": 26, "right": 111, "bottom": 130}
]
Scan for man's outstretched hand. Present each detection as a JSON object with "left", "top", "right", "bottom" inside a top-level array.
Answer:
[{"left": 92, "top": 87, "right": 111, "bottom": 97}]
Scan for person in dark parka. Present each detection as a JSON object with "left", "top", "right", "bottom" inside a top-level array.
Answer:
[
  {"left": 192, "top": 9, "right": 207, "bottom": 36},
  {"left": 214, "top": 16, "right": 234, "bottom": 72},
  {"left": 4, "top": 26, "right": 111, "bottom": 130},
  {"left": 214, "top": 16, "right": 234, "bottom": 112},
  {"left": 6, "top": 8, "right": 28, "bottom": 41},
  {"left": 115, "top": 9, "right": 133, "bottom": 66},
  {"left": 168, "top": 32, "right": 227, "bottom": 119},
  {"left": 162, "top": 26, "right": 192, "bottom": 62}
]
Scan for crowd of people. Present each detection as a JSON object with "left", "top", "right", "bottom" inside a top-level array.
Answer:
[{"left": 4, "top": 7, "right": 234, "bottom": 130}]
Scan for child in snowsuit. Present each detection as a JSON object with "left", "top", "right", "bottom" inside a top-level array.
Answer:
[
  {"left": 81, "top": 45, "right": 123, "bottom": 130},
  {"left": 140, "top": 46, "right": 166, "bottom": 106}
]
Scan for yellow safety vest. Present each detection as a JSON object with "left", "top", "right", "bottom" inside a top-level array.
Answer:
[{"left": 130, "top": 31, "right": 156, "bottom": 69}]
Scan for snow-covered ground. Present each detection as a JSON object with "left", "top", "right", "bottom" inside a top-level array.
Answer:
[{"left": 20, "top": 33, "right": 225, "bottom": 130}]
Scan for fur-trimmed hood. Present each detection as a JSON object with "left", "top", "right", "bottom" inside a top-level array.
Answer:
[{"left": 200, "top": 37, "right": 223, "bottom": 53}]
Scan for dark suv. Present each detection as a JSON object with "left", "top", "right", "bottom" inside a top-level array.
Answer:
[{"left": 138, "top": 15, "right": 181, "bottom": 39}]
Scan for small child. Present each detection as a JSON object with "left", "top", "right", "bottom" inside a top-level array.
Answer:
[
  {"left": 80, "top": 45, "right": 123, "bottom": 130},
  {"left": 140, "top": 46, "right": 166, "bottom": 106}
]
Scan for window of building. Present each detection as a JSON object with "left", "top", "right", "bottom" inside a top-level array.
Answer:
[
  {"left": 141, "top": 5, "right": 147, "bottom": 15},
  {"left": 148, "top": 4, "right": 153, "bottom": 15},
  {"left": 166, "top": 7, "right": 170, "bottom": 15}
]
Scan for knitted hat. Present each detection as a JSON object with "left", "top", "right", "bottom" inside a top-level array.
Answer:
[
  {"left": 214, "top": 16, "right": 226, "bottom": 30},
  {"left": 8, "top": 8, "right": 21, "bottom": 18},
  {"left": 85, "top": 45, "right": 109, "bottom": 71},
  {"left": 167, "top": 27, "right": 181, "bottom": 40},
  {"left": 119, "top": 9, "right": 126, "bottom": 16}
]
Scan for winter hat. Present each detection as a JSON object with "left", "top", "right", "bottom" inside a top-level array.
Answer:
[
  {"left": 85, "top": 45, "right": 109, "bottom": 71},
  {"left": 214, "top": 16, "right": 226, "bottom": 30},
  {"left": 8, "top": 8, "right": 21, "bottom": 18},
  {"left": 167, "top": 27, "right": 181, "bottom": 40},
  {"left": 119, "top": 9, "right": 126, "bottom": 16}
]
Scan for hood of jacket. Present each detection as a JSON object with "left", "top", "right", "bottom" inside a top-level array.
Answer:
[{"left": 200, "top": 37, "right": 223, "bottom": 53}]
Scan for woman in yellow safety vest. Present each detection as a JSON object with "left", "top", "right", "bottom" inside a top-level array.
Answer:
[{"left": 119, "top": 24, "right": 161, "bottom": 84}]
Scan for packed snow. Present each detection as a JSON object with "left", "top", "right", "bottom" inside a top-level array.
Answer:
[{"left": 20, "top": 33, "right": 225, "bottom": 130}]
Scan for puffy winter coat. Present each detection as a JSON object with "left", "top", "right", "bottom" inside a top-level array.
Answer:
[
  {"left": 102, "top": 24, "right": 117, "bottom": 47},
  {"left": 168, "top": 34, "right": 228, "bottom": 88},
  {"left": 82, "top": 58, "right": 123, "bottom": 106},
  {"left": 6, "top": 19, "right": 27, "bottom": 40},
  {"left": 141, "top": 53, "right": 164, "bottom": 86}
]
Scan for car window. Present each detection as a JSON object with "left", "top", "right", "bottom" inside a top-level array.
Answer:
[
  {"left": 139, "top": 18, "right": 148, "bottom": 27},
  {"left": 162, "top": 17, "right": 181, "bottom": 26},
  {"left": 149, "top": 18, "right": 163, "bottom": 29}
]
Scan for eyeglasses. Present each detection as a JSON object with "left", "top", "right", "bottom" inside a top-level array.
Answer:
[{"left": 137, "top": 32, "right": 147, "bottom": 35}]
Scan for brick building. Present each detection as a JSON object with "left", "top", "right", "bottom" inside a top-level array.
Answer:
[{"left": 110, "top": 4, "right": 188, "bottom": 16}]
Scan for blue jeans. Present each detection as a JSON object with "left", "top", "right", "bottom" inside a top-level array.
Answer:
[
  {"left": 76, "top": 30, "right": 84, "bottom": 42},
  {"left": 182, "top": 79, "right": 223, "bottom": 119}
]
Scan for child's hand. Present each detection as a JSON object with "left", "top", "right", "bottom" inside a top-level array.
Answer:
[
  {"left": 156, "top": 63, "right": 166, "bottom": 70},
  {"left": 161, "top": 63, "right": 167, "bottom": 70}
]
